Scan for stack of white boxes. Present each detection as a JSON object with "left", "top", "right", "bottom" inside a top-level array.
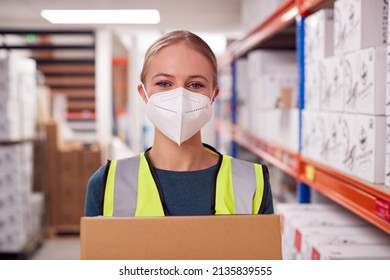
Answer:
[
  {"left": 276, "top": 203, "right": 390, "bottom": 260},
  {"left": 0, "top": 54, "right": 43, "bottom": 253},
  {"left": 0, "top": 54, "right": 37, "bottom": 141},
  {"left": 245, "top": 50, "right": 299, "bottom": 152},
  {"left": 303, "top": 0, "right": 388, "bottom": 185}
]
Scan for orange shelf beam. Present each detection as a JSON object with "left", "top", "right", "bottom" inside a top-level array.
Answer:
[
  {"left": 215, "top": 118, "right": 299, "bottom": 178},
  {"left": 299, "top": 157, "right": 390, "bottom": 234},
  {"left": 215, "top": 118, "right": 390, "bottom": 234},
  {"left": 219, "top": 0, "right": 297, "bottom": 68},
  {"left": 218, "top": 0, "right": 328, "bottom": 68}
]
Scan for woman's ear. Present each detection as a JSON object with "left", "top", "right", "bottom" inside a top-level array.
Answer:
[
  {"left": 137, "top": 84, "right": 148, "bottom": 103},
  {"left": 212, "top": 87, "right": 220, "bottom": 103}
]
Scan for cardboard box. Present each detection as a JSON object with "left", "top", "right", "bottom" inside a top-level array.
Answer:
[
  {"left": 298, "top": 226, "right": 388, "bottom": 260},
  {"left": 288, "top": 211, "right": 370, "bottom": 260},
  {"left": 277, "top": 109, "right": 299, "bottom": 152},
  {"left": 320, "top": 56, "right": 346, "bottom": 112},
  {"left": 304, "top": 62, "right": 320, "bottom": 110},
  {"left": 57, "top": 147, "right": 82, "bottom": 226},
  {"left": 45, "top": 121, "right": 59, "bottom": 226},
  {"left": 338, "top": 113, "right": 356, "bottom": 175},
  {"left": 247, "top": 50, "right": 296, "bottom": 81},
  {"left": 344, "top": 47, "right": 386, "bottom": 115},
  {"left": 301, "top": 111, "right": 329, "bottom": 164},
  {"left": 308, "top": 229, "right": 390, "bottom": 257},
  {"left": 353, "top": 115, "right": 386, "bottom": 183},
  {"left": 80, "top": 144, "right": 102, "bottom": 216},
  {"left": 312, "top": 244, "right": 390, "bottom": 260},
  {"left": 334, "top": 0, "right": 388, "bottom": 55},
  {"left": 80, "top": 215, "right": 282, "bottom": 260},
  {"left": 305, "top": 9, "right": 334, "bottom": 63},
  {"left": 276, "top": 203, "right": 345, "bottom": 260}
]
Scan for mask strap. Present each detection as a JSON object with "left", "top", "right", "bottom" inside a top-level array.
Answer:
[
  {"left": 210, "top": 90, "right": 216, "bottom": 104},
  {"left": 141, "top": 83, "right": 150, "bottom": 101}
]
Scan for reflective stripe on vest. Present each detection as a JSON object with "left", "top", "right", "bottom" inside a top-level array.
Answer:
[{"left": 103, "top": 153, "right": 264, "bottom": 216}]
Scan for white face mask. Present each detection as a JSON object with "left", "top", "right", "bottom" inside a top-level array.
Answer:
[{"left": 142, "top": 84, "right": 213, "bottom": 146}]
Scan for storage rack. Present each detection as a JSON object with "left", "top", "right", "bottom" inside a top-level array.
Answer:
[
  {"left": 0, "top": 29, "right": 97, "bottom": 136},
  {"left": 216, "top": 0, "right": 390, "bottom": 234}
]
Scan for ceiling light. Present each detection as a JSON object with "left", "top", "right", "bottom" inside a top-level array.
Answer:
[{"left": 41, "top": 9, "right": 160, "bottom": 24}]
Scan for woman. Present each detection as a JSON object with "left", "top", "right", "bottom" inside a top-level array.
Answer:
[{"left": 85, "top": 30, "right": 274, "bottom": 216}]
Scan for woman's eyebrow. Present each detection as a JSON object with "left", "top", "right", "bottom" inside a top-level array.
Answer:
[
  {"left": 152, "top": 72, "right": 174, "bottom": 79},
  {"left": 188, "top": 75, "right": 209, "bottom": 82},
  {"left": 151, "top": 73, "right": 209, "bottom": 82}
]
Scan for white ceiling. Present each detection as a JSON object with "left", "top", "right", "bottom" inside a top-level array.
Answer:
[{"left": 0, "top": 0, "right": 243, "bottom": 38}]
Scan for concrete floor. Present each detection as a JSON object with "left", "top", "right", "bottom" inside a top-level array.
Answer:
[{"left": 30, "top": 237, "right": 80, "bottom": 260}]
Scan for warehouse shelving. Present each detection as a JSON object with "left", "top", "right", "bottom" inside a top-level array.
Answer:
[
  {"left": 216, "top": 0, "right": 390, "bottom": 234},
  {"left": 0, "top": 29, "right": 97, "bottom": 136},
  {"left": 215, "top": 118, "right": 299, "bottom": 179}
]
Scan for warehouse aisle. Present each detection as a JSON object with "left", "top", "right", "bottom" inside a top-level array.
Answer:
[{"left": 31, "top": 237, "right": 80, "bottom": 260}]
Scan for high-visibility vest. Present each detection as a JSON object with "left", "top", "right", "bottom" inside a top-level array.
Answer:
[{"left": 103, "top": 145, "right": 265, "bottom": 216}]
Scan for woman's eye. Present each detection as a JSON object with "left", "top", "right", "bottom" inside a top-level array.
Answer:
[
  {"left": 156, "top": 81, "right": 171, "bottom": 87},
  {"left": 188, "top": 82, "right": 204, "bottom": 89}
]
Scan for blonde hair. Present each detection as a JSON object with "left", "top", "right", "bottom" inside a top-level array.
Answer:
[{"left": 140, "top": 30, "right": 218, "bottom": 88}]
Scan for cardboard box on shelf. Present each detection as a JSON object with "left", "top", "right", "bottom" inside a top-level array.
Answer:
[
  {"left": 302, "top": 227, "right": 390, "bottom": 260},
  {"left": 304, "top": 62, "right": 321, "bottom": 110},
  {"left": 247, "top": 50, "right": 296, "bottom": 81},
  {"left": 353, "top": 115, "right": 386, "bottom": 184},
  {"left": 338, "top": 113, "right": 356, "bottom": 176},
  {"left": 297, "top": 226, "right": 389, "bottom": 260},
  {"left": 344, "top": 47, "right": 386, "bottom": 115},
  {"left": 276, "top": 109, "right": 299, "bottom": 152},
  {"left": 275, "top": 203, "right": 346, "bottom": 260},
  {"left": 57, "top": 146, "right": 82, "bottom": 225},
  {"left": 301, "top": 111, "right": 330, "bottom": 164},
  {"left": 45, "top": 121, "right": 60, "bottom": 226},
  {"left": 288, "top": 211, "right": 370, "bottom": 260},
  {"left": 312, "top": 244, "right": 390, "bottom": 260},
  {"left": 305, "top": 9, "right": 334, "bottom": 63},
  {"left": 80, "top": 215, "right": 282, "bottom": 260},
  {"left": 334, "top": 0, "right": 388, "bottom": 55},
  {"left": 320, "top": 56, "right": 346, "bottom": 112}
]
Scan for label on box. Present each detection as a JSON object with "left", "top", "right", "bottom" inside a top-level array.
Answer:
[
  {"left": 311, "top": 247, "right": 321, "bottom": 260},
  {"left": 375, "top": 197, "right": 390, "bottom": 222},
  {"left": 294, "top": 229, "right": 302, "bottom": 253}
]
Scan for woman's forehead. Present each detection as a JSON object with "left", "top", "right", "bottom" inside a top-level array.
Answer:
[{"left": 147, "top": 44, "right": 213, "bottom": 78}]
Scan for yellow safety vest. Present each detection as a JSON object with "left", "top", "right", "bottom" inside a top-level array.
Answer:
[{"left": 103, "top": 145, "right": 265, "bottom": 216}]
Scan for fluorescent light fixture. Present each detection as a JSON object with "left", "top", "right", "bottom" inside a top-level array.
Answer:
[{"left": 41, "top": 9, "right": 160, "bottom": 24}]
